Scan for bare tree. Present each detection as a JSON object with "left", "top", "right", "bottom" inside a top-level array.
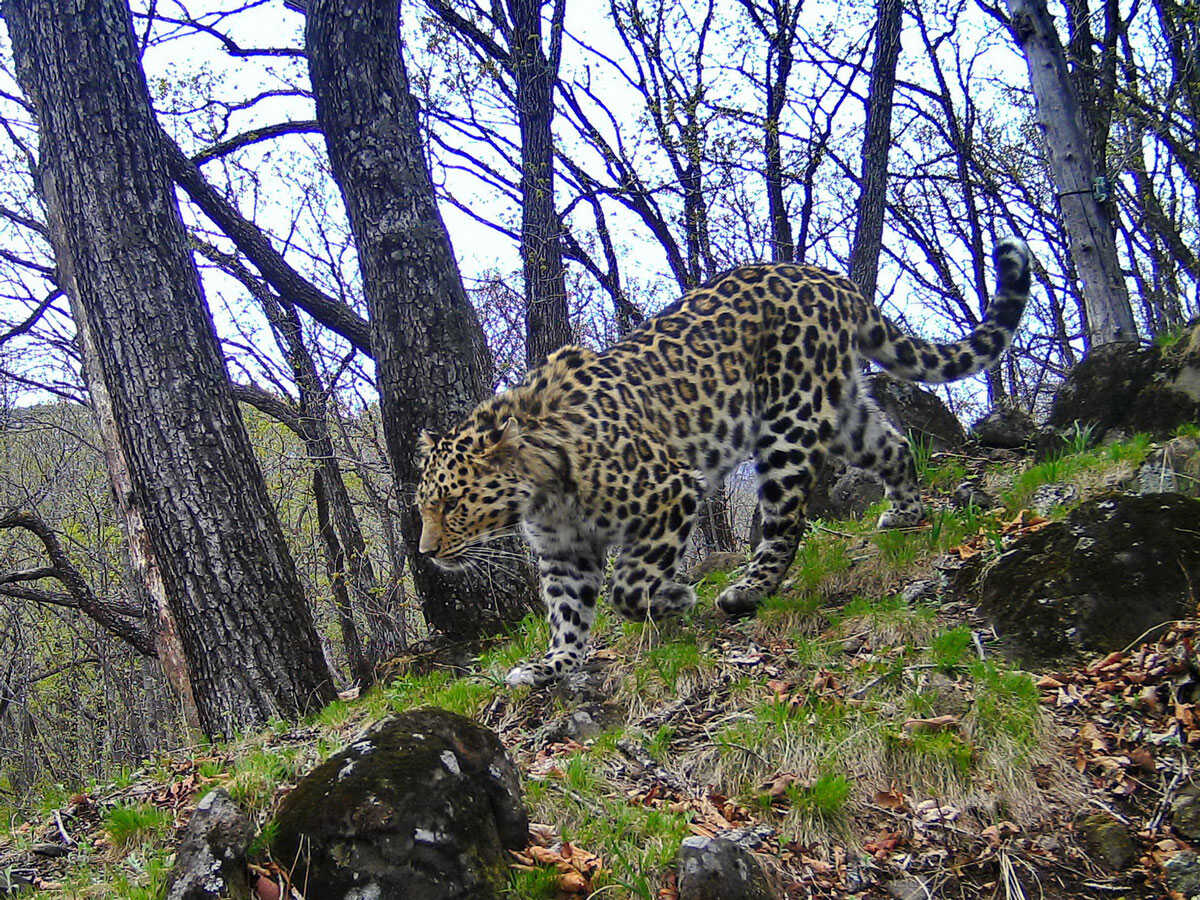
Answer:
[
  {"left": 3, "top": 0, "right": 336, "bottom": 738},
  {"left": 306, "top": 0, "right": 538, "bottom": 639}
]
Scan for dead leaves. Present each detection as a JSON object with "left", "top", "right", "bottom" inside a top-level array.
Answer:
[
  {"left": 947, "top": 509, "right": 1049, "bottom": 560},
  {"left": 510, "top": 823, "right": 603, "bottom": 896}
]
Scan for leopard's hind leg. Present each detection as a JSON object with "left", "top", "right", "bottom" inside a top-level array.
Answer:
[
  {"left": 609, "top": 466, "right": 699, "bottom": 621},
  {"left": 716, "top": 380, "right": 841, "bottom": 618},
  {"left": 829, "top": 378, "right": 924, "bottom": 529}
]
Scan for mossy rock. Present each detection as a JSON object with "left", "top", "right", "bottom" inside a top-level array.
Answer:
[
  {"left": 1049, "top": 334, "right": 1200, "bottom": 438},
  {"left": 271, "top": 708, "right": 527, "bottom": 900},
  {"left": 977, "top": 493, "right": 1200, "bottom": 666}
]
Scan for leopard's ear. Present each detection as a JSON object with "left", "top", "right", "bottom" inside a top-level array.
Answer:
[
  {"left": 417, "top": 430, "right": 438, "bottom": 462},
  {"left": 482, "top": 416, "right": 522, "bottom": 463}
]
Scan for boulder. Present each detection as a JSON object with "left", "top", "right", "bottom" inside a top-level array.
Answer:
[
  {"left": 271, "top": 708, "right": 528, "bottom": 900},
  {"left": 807, "top": 376, "right": 963, "bottom": 522},
  {"left": 977, "top": 493, "right": 1200, "bottom": 666},
  {"left": 1075, "top": 812, "right": 1137, "bottom": 870},
  {"left": 808, "top": 466, "right": 885, "bottom": 521},
  {"left": 970, "top": 404, "right": 1035, "bottom": 448},
  {"left": 952, "top": 481, "right": 995, "bottom": 510},
  {"left": 1172, "top": 783, "right": 1200, "bottom": 841},
  {"left": 689, "top": 551, "right": 747, "bottom": 582},
  {"left": 1049, "top": 327, "right": 1200, "bottom": 438},
  {"left": 676, "top": 833, "right": 780, "bottom": 900},
  {"left": 866, "top": 374, "right": 965, "bottom": 450},
  {"left": 1028, "top": 481, "right": 1079, "bottom": 514},
  {"left": 1134, "top": 436, "right": 1200, "bottom": 497},
  {"left": 164, "top": 789, "right": 253, "bottom": 900},
  {"left": 1165, "top": 851, "right": 1200, "bottom": 898}
]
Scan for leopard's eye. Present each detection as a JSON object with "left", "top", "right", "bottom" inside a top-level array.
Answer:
[{"left": 443, "top": 495, "right": 459, "bottom": 515}]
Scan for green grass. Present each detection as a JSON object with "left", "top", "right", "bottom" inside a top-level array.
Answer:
[
  {"left": 788, "top": 772, "right": 852, "bottom": 818},
  {"left": 1005, "top": 432, "right": 1153, "bottom": 510},
  {"left": 506, "top": 866, "right": 562, "bottom": 898},
  {"left": 930, "top": 627, "right": 974, "bottom": 672},
  {"left": 103, "top": 802, "right": 172, "bottom": 850},
  {"left": 908, "top": 731, "right": 974, "bottom": 778},
  {"left": 923, "top": 458, "right": 968, "bottom": 492}
]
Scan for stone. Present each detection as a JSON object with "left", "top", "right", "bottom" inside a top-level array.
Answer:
[
  {"left": 901, "top": 578, "right": 943, "bottom": 604},
  {"left": 970, "top": 404, "right": 1035, "bottom": 448},
  {"left": 689, "top": 551, "right": 747, "bottom": 582},
  {"left": 977, "top": 493, "right": 1200, "bottom": 666},
  {"left": 1165, "top": 852, "right": 1200, "bottom": 898},
  {"left": 819, "top": 467, "right": 885, "bottom": 521},
  {"left": 0, "top": 869, "right": 34, "bottom": 897},
  {"left": 676, "top": 833, "right": 781, "bottom": 900},
  {"left": 164, "top": 788, "right": 254, "bottom": 900},
  {"left": 539, "top": 704, "right": 608, "bottom": 743},
  {"left": 271, "top": 708, "right": 528, "bottom": 900},
  {"left": 1075, "top": 812, "right": 1136, "bottom": 870},
  {"left": 1049, "top": 328, "right": 1200, "bottom": 438},
  {"left": 867, "top": 374, "right": 966, "bottom": 451},
  {"left": 29, "top": 842, "right": 68, "bottom": 858},
  {"left": 952, "top": 481, "right": 994, "bottom": 510},
  {"left": 1172, "top": 783, "right": 1200, "bottom": 840},
  {"left": 807, "top": 375, "right": 964, "bottom": 521},
  {"left": 1135, "top": 436, "right": 1200, "bottom": 497},
  {"left": 885, "top": 876, "right": 930, "bottom": 900},
  {"left": 1028, "top": 481, "right": 1079, "bottom": 514}
]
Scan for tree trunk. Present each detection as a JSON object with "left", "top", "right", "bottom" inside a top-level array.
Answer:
[
  {"left": 848, "top": 0, "right": 902, "bottom": 302},
  {"left": 4, "top": 0, "right": 336, "bottom": 739},
  {"left": 1005, "top": 0, "right": 1138, "bottom": 346},
  {"left": 306, "top": 0, "right": 538, "bottom": 639},
  {"left": 510, "top": 0, "right": 572, "bottom": 367}
]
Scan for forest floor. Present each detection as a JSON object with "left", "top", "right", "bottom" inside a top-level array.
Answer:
[{"left": 2, "top": 428, "right": 1198, "bottom": 898}]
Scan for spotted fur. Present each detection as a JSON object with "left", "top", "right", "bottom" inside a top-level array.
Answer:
[{"left": 417, "top": 238, "right": 1031, "bottom": 686}]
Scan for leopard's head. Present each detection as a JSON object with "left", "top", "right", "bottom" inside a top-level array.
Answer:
[{"left": 415, "top": 416, "right": 526, "bottom": 568}]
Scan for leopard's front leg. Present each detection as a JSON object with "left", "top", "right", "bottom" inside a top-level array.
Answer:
[{"left": 505, "top": 552, "right": 603, "bottom": 687}]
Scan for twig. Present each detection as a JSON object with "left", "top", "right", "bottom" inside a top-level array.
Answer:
[
  {"left": 972, "top": 629, "right": 988, "bottom": 661},
  {"left": 54, "top": 809, "right": 75, "bottom": 846}
]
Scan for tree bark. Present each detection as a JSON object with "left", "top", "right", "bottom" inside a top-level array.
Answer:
[
  {"left": 510, "top": 0, "right": 572, "bottom": 366},
  {"left": 1005, "top": 0, "right": 1139, "bottom": 346},
  {"left": 306, "top": 0, "right": 538, "bottom": 639},
  {"left": 3, "top": 0, "right": 336, "bottom": 738},
  {"left": 848, "top": 0, "right": 902, "bottom": 302}
]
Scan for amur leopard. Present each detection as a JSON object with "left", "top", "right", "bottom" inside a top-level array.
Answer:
[{"left": 417, "top": 238, "right": 1031, "bottom": 686}]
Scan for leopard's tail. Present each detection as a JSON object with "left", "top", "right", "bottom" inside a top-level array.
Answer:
[{"left": 858, "top": 237, "right": 1030, "bottom": 384}]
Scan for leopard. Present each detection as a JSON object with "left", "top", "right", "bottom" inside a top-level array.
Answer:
[{"left": 416, "top": 237, "right": 1031, "bottom": 687}]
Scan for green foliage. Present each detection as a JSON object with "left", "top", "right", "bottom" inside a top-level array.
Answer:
[
  {"left": 923, "top": 458, "right": 968, "bottom": 492},
  {"left": 907, "top": 431, "right": 936, "bottom": 483},
  {"left": 1005, "top": 432, "right": 1153, "bottom": 509},
  {"left": 103, "top": 802, "right": 171, "bottom": 850},
  {"left": 872, "top": 530, "right": 920, "bottom": 567},
  {"left": 788, "top": 773, "right": 851, "bottom": 817},
  {"left": 930, "top": 627, "right": 974, "bottom": 672},
  {"left": 1064, "top": 421, "right": 1097, "bottom": 455},
  {"left": 970, "top": 661, "right": 1040, "bottom": 749},
  {"left": 646, "top": 638, "right": 705, "bottom": 691},
  {"left": 506, "top": 865, "right": 562, "bottom": 898},
  {"left": 909, "top": 731, "right": 973, "bottom": 778}
]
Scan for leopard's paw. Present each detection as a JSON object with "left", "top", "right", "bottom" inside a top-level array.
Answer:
[
  {"left": 505, "top": 660, "right": 555, "bottom": 688},
  {"left": 716, "top": 583, "right": 763, "bottom": 619}
]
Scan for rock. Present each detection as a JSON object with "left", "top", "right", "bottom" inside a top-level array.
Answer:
[
  {"left": 676, "top": 834, "right": 780, "bottom": 900},
  {"left": 1049, "top": 327, "right": 1200, "bottom": 438},
  {"left": 1028, "top": 481, "right": 1079, "bottom": 514},
  {"left": 164, "top": 788, "right": 254, "bottom": 900},
  {"left": 867, "top": 374, "right": 966, "bottom": 450},
  {"left": 952, "top": 481, "right": 995, "bottom": 510},
  {"left": 690, "top": 551, "right": 747, "bottom": 582},
  {"left": 1076, "top": 812, "right": 1137, "bottom": 870},
  {"left": 29, "top": 842, "right": 68, "bottom": 858},
  {"left": 1135, "top": 436, "right": 1200, "bottom": 497},
  {"left": 808, "top": 376, "right": 963, "bottom": 521},
  {"left": 539, "top": 704, "right": 608, "bottom": 743},
  {"left": 1165, "top": 851, "right": 1200, "bottom": 898},
  {"left": 901, "top": 578, "right": 943, "bottom": 604},
  {"left": 885, "top": 876, "right": 930, "bottom": 900},
  {"left": 815, "top": 467, "right": 885, "bottom": 521},
  {"left": 977, "top": 493, "right": 1200, "bottom": 666},
  {"left": 0, "top": 869, "right": 34, "bottom": 896},
  {"left": 271, "top": 708, "right": 528, "bottom": 900},
  {"left": 1172, "top": 783, "right": 1200, "bottom": 840},
  {"left": 970, "top": 404, "right": 1035, "bottom": 448}
]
